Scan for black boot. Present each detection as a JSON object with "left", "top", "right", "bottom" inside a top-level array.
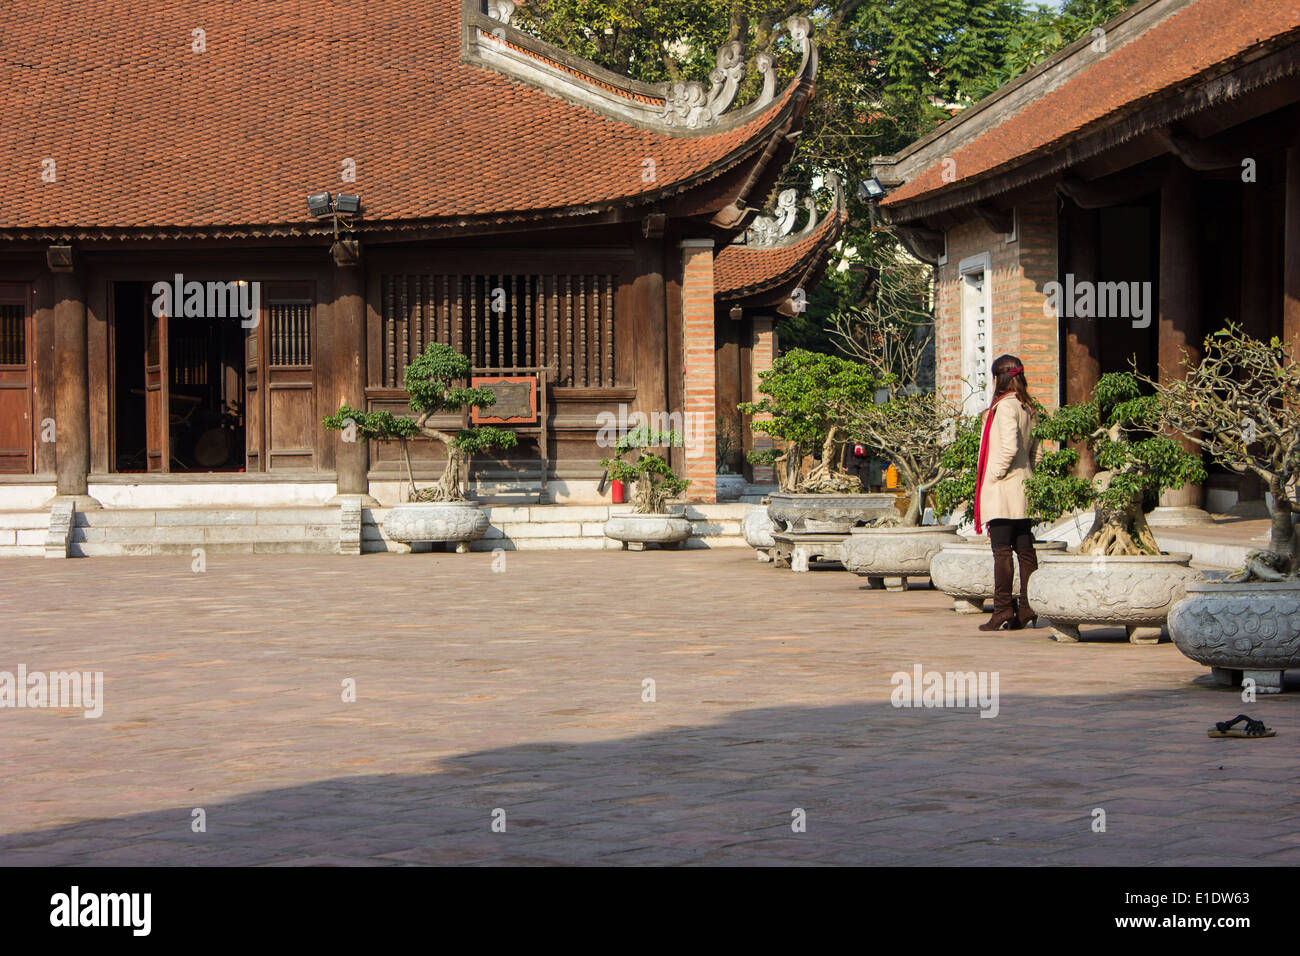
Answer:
[
  {"left": 1016, "top": 542, "right": 1039, "bottom": 628},
  {"left": 979, "top": 545, "right": 1021, "bottom": 631}
]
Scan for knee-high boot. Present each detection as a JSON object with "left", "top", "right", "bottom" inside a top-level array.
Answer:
[
  {"left": 979, "top": 545, "right": 1021, "bottom": 631},
  {"left": 1016, "top": 543, "right": 1038, "bottom": 627}
]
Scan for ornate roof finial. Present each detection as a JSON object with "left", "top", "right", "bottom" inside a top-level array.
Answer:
[{"left": 487, "top": 0, "right": 515, "bottom": 26}]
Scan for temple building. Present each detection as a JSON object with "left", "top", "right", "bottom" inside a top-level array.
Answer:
[
  {"left": 0, "top": 0, "right": 844, "bottom": 555},
  {"left": 871, "top": 0, "right": 1300, "bottom": 522}
]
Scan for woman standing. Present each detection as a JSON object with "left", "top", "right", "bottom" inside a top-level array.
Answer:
[{"left": 973, "top": 355, "right": 1039, "bottom": 631}]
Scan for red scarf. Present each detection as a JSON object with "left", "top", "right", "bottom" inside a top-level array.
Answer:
[{"left": 973, "top": 393, "right": 1013, "bottom": 535}]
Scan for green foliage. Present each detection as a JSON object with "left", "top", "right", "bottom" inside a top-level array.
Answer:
[
  {"left": 739, "top": 348, "right": 877, "bottom": 491},
  {"left": 1025, "top": 373, "right": 1205, "bottom": 548},
  {"left": 600, "top": 424, "right": 690, "bottom": 514},
  {"left": 322, "top": 343, "right": 518, "bottom": 502},
  {"left": 929, "top": 414, "right": 983, "bottom": 522}
]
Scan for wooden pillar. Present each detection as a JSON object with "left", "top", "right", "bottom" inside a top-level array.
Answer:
[
  {"left": 1153, "top": 170, "right": 1210, "bottom": 522},
  {"left": 47, "top": 245, "right": 97, "bottom": 506},
  {"left": 748, "top": 314, "right": 776, "bottom": 485},
  {"left": 1284, "top": 146, "right": 1300, "bottom": 355},
  {"left": 679, "top": 239, "right": 716, "bottom": 503},
  {"left": 631, "top": 238, "right": 668, "bottom": 420},
  {"left": 1064, "top": 204, "right": 1100, "bottom": 477},
  {"left": 330, "top": 240, "right": 373, "bottom": 501}
]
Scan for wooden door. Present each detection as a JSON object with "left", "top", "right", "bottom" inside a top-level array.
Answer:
[
  {"left": 144, "top": 303, "right": 170, "bottom": 472},
  {"left": 0, "top": 283, "right": 33, "bottom": 473},
  {"left": 263, "top": 282, "right": 316, "bottom": 470},
  {"left": 245, "top": 301, "right": 262, "bottom": 471}
]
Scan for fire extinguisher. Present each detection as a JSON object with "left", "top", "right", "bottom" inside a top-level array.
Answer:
[{"left": 611, "top": 479, "right": 625, "bottom": 504}]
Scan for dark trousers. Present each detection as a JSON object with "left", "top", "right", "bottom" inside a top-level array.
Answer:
[{"left": 987, "top": 518, "right": 1037, "bottom": 614}]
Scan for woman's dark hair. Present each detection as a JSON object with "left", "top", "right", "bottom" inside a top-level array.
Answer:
[{"left": 989, "top": 354, "right": 1031, "bottom": 410}]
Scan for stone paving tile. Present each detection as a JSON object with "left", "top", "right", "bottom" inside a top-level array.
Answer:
[{"left": 1, "top": 550, "right": 1297, "bottom": 866}]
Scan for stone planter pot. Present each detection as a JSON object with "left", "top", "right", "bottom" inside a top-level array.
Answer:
[
  {"left": 1027, "top": 552, "right": 1201, "bottom": 643},
  {"left": 841, "top": 525, "right": 960, "bottom": 591},
  {"left": 930, "top": 538, "right": 1069, "bottom": 613},
  {"left": 383, "top": 500, "right": 489, "bottom": 553},
  {"left": 766, "top": 492, "right": 898, "bottom": 534},
  {"left": 716, "top": 474, "right": 746, "bottom": 501},
  {"left": 741, "top": 504, "right": 777, "bottom": 562},
  {"left": 603, "top": 513, "right": 691, "bottom": 551},
  {"left": 1169, "top": 580, "right": 1300, "bottom": 694}
]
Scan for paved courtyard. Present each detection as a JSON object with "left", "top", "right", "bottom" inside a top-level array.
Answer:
[{"left": 1, "top": 548, "right": 1297, "bottom": 866}]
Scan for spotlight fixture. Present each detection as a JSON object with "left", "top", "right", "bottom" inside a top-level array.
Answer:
[
  {"left": 307, "top": 191, "right": 334, "bottom": 218},
  {"left": 306, "top": 191, "right": 363, "bottom": 239},
  {"left": 857, "top": 177, "right": 886, "bottom": 202}
]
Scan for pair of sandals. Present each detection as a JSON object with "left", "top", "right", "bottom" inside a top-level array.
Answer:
[{"left": 1208, "top": 714, "right": 1276, "bottom": 739}]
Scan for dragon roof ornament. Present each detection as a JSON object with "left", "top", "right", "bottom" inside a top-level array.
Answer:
[{"left": 465, "top": 5, "right": 817, "bottom": 134}]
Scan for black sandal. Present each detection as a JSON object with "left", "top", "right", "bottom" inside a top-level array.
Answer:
[{"left": 1208, "top": 714, "right": 1276, "bottom": 739}]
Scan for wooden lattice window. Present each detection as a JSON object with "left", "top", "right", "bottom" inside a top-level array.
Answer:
[
  {"left": 0, "top": 304, "right": 24, "bottom": 366},
  {"left": 269, "top": 302, "right": 312, "bottom": 367},
  {"left": 381, "top": 273, "right": 616, "bottom": 388}
]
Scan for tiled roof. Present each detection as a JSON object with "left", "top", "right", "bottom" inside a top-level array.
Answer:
[
  {"left": 0, "top": 0, "right": 803, "bottom": 234},
  {"left": 882, "top": 0, "right": 1300, "bottom": 209},
  {"left": 714, "top": 191, "right": 848, "bottom": 300}
]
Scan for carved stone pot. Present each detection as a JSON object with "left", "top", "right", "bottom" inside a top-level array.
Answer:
[
  {"left": 766, "top": 492, "right": 898, "bottom": 534},
  {"left": 841, "top": 525, "right": 960, "bottom": 591},
  {"left": 383, "top": 501, "right": 489, "bottom": 553},
  {"left": 1169, "top": 581, "right": 1300, "bottom": 694},
  {"left": 930, "top": 538, "right": 1070, "bottom": 613},
  {"left": 741, "top": 504, "right": 778, "bottom": 562},
  {"left": 716, "top": 475, "right": 746, "bottom": 501},
  {"left": 1027, "top": 552, "right": 1201, "bottom": 644},
  {"left": 603, "top": 513, "right": 692, "bottom": 551}
]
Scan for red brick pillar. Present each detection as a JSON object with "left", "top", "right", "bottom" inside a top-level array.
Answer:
[
  {"left": 749, "top": 314, "right": 776, "bottom": 485},
  {"left": 680, "top": 239, "right": 716, "bottom": 503}
]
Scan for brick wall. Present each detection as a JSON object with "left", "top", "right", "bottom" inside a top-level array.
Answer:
[
  {"left": 749, "top": 315, "right": 775, "bottom": 484},
  {"left": 680, "top": 240, "right": 717, "bottom": 502},
  {"left": 935, "top": 196, "right": 1060, "bottom": 411}
]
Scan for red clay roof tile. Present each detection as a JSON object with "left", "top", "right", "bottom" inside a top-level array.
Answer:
[
  {"left": 882, "top": 0, "right": 1300, "bottom": 208},
  {"left": 0, "top": 0, "right": 800, "bottom": 232}
]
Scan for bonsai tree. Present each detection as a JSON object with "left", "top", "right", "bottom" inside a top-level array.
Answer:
[
  {"left": 1025, "top": 371, "right": 1205, "bottom": 555},
  {"left": 601, "top": 425, "right": 690, "bottom": 514},
  {"left": 1145, "top": 323, "right": 1300, "bottom": 581},
  {"left": 929, "top": 413, "right": 988, "bottom": 524},
  {"left": 847, "top": 388, "right": 963, "bottom": 525},
  {"left": 739, "top": 348, "right": 878, "bottom": 493},
  {"left": 323, "top": 342, "right": 518, "bottom": 502}
]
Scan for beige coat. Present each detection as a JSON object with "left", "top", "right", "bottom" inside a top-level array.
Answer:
[{"left": 978, "top": 397, "right": 1036, "bottom": 523}]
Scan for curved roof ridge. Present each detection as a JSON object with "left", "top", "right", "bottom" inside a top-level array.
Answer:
[{"left": 715, "top": 173, "right": 848, "bottom": 304}]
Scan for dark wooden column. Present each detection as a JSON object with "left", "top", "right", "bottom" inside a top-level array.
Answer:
[
  {"left": 1064, "top": 203, "right": 1100, "bottom": 477},
  {"left": 330, "top": 239, "right": 373, "bottom": 500},
  {"left": 1284, "top": 146, "right": 1300, "bottom": 355},
  {"left": 1153, "top": 169, "right": 1209, "bottom": 521},
  {"left": 47, "top": 245, "right": 98, "bottom": 506}
]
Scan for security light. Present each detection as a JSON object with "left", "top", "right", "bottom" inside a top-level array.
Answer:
[
  {"left": 335, "top": 194, "right": 362, "bottom": 215},
  {"left": 307, "top": 192, "right": 334, "bottom": 218},
  {"left": 857, "top": 177, "right": 886, "bottom": 201}
]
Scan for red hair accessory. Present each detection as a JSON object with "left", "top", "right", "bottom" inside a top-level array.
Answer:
[{"left": 1003, "top": 365, "right": 1023, "bottom": 377}]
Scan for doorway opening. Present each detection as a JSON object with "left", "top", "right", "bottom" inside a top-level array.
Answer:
[{"left": 113, "top": 281, "right": 247, "bottom": 473}]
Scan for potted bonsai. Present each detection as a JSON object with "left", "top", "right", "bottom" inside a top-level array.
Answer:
[
  {"left": 600, "top": 425, "right": 692, "bottom": 550},
  {"left": 323, "top": 342, "right": 518, "bottom": 553},
  {"left": 1149, "top": 324, "right": 1300, "bottom": 692},
  {"left": 1023, "top": 371, "right": 1207, "bottom": 642},
  {"left": 929, "top": 412, "right": 1068, "bottom": 613},
  {"left": 837, "top": 388, "right": 963, "bottom": 590},
  {"left": 739, "top": 348, "right": 895, "bottom": 535}
]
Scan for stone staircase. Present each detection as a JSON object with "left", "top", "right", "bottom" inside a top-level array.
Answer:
[{"left": 0, "top": 501, "right": 757, "bottom": 558}]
